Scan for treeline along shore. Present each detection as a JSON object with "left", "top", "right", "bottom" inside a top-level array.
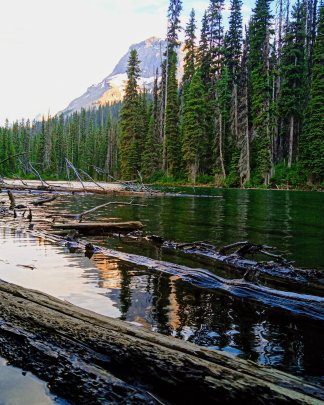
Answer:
[{"left": 0, "top": 0, "right": 323, "bottom": 190}]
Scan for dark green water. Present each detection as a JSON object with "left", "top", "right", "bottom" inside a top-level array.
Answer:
[
  {"left": 54, "top": 187, "right": 324, "bottom": 270},
  {"left": 1, "top": 188, "right": 323, "bottom": 386}
]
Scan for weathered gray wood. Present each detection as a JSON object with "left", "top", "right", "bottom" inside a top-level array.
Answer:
[{"left": 0, "top": 280, "right": 322, "bottom": 404}]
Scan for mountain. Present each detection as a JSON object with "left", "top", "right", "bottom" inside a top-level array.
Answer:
[{"left": 60, "top": 37, "right": 182, "bottom": 115}]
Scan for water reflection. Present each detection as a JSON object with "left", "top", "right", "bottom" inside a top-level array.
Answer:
[
  {"left": 88, "top": 251, "right": 324, "bottom": 381},
  {"left": 51, "top": 188, "right": 324, "bottom": 269},
  {"left": 1, "top": 187, "right": 324, "bottom": 385},
  {"left": 0, "top": 357, "right": 66, "bottom": 405}
]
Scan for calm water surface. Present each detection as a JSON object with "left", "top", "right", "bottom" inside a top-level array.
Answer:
[
  {"left": 0, "top": 357, "right": 67, "bottom": 405},
  {"left": 0, "top": 188, "right": 323, "bottom": 388}
]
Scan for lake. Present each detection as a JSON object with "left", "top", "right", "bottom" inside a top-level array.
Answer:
[{"left": 0, "top": 187, "right": 323, "bottom": 390}]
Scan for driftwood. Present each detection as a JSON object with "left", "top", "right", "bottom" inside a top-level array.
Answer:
[
  {"left": 31, "top": 195, "right": 57, "bottom": 206},
  {"left": 28, "top": 163, "right": 50, "bottom": 188},
  {"left": 52, "top": 221, "right": 144, "bottom": 235},
  {"left": 165, "top": 240, "right": 324, "bottom": 290},
  {"left": 0, "top": 152, "right": 28, "bottom": 166},
  {"left": 55, "top": 200, "right": 147, "bottom": 222},
  {"left": 7, "top": 190, "right": 15, "bottom": 209},
  {"left": 2, "top": 191, "right": 324, "bottom": 316},
  {"left": 65, "top": 158, "right": 86, "bottom": 191},
  {"left": 79, "top": 169, "right": 105, "bottom": 190},
  {"left": 0, "top": 279, "right": 323, "bottom": 404}
]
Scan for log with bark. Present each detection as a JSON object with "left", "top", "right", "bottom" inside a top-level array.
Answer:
[
  {"left": 22, "top": 228, "right": 324, "bottom": 322},
  {"left": 164, "top": 240, "right": 324, "bottom": 290},
  {"left": 0, "top": 279, "right": 323, "bottom": 404}
]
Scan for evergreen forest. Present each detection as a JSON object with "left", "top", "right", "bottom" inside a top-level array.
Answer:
[{"left": 0, "top": 0, "right": 323, "bottom": 189}]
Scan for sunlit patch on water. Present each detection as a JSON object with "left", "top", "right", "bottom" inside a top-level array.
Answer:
[{"left": 0, "top": 357, "right": 67, "bottom": 405}]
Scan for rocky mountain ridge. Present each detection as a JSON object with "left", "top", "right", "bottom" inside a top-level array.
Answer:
[{"left": 60, "top": 37, "right": 173, "bottom": 115}]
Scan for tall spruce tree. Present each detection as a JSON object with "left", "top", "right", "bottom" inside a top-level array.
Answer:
[
  {"left": 300, "top": 5, "right": 324, "bottom": 183},
  {"left": 278, "top": 0, "right": 307, "bottom": 167},
  {"left": 207, "top": 0, "right": 228, "bottom": 179},
  {"left": 249, "top": 0, "right": 274, "bottom": 184},
  {"left": 198, "top": 11, "right": 212, "bottom": 87},
  {"left": 226, "top": 0, "right": 243, "bottom": 142},
  {"left": 182, "top": 9, "right": 197, "bottom": 87},
  {"left": 182, "top": 68, "right": 207, "bottom": 182},
  {"left": 164, "top": 0, "right": 182, "bottom": 176},
  {"left": 142, "top": 71, "right": 162, "bottom": 178},
  {"left": 238, "top": 32, "right": 251, "bottom": 184},
  {"left": 119, "top": 49, "right": 142, "bottom": 179}
]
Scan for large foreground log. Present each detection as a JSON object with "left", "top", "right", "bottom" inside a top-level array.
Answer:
[{"left": 0, "top": 280, "right": 322, "bottom": 404}]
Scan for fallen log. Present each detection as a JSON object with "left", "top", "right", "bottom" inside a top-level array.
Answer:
[
  {"left": 52, "top": 221, "right": 144, "bottom": 234},
  {"left": 23, "top": 228, "right": 324, "bottom": 322},
  {"left": 31, "top": 195, "right": 57, "bottom": 206},
  {"left": 7, "top": 190, "right": 15, "bottom": 209},
  {"left": 0, "top": 279, "right": 322, "bottom": 404},
  {"left": 165, "top": 241, "right": 324, "bottom": 290},
  {"left": 54, "top": 200, "right": 147, "bottom": 222}
]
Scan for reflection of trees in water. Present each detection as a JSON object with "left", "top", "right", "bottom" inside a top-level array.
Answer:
[
  {"left": 150, "top": 274, "right": 172, "bottom": 335},
  {"left": 119, "top": 264, "right": 132, "bottom": 320},
  {"left": 86, "top": 251, "right": 323, "bottom": 377}
]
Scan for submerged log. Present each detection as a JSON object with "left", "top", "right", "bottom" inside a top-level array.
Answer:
[
  {"left": 0, "top": 279, "right": 322, "bottom": 404},
  {"left": 31, "top": 195, "right": 57, "bottom": 206},
  {"left": 161, "top": 240, "right": 324, "bottom": 291},
  {"left": 52, "top": 221, "right": 144, "bottom": 234}
]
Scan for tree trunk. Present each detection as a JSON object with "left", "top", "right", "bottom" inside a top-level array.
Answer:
[
  {"left": 0, "top": 280, "right": 322, "bottom": 404},
  {"left": 288, "top": 114, "right": 295, "bottom": 168}
]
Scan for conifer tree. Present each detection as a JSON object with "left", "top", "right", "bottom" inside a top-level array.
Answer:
[
  {"left": 238, "top": 33, "right": 251, "bottom": 184},
  {"left": 249, "top": 0, "right": 274, "bottom": 184},
  {"left": 278, "top": 0, "right": 307, "bottom": 167},
  {"left": 226, "top": 0, "right": 243, "bottom": 142},
  {"left": 198, "top": 11, "right": 212, "bottom": 87},
  {"left": 182, "top": 68, "right": 207, "bottom": 182},
  {"left": 300, "top": 5, "right": 324, "bottom": 183},
  {"left": 164, "top": 0, "right": 182, "bottom": 176},
  {"left": 142, "top": 72, "right": 161, "bottom": 177},
  {"left": 119, "top": 49, "right": 142, "bottom": 179},
  {"left": 182, "top": 9, "right": 197, "bottom": 87}
]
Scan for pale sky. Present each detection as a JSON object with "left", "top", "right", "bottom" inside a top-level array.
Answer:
[{"left": 0, "top": 0, "right": 251, "bottom": 125}]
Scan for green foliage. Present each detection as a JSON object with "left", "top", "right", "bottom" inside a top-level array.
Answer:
[
  {"left": 181, "top": 68, "right": 207, "bottom": 182},
  {"left": 299, "top": 6, "right": 324, "bottom": 183},
  {"left": 165, "top": 50, "right": 181, "bottom": 176},
  {"left": 0, "top": 0, "right": 321, "bottom": 190},
  {"left": 119, "top": 49, "right": 143, "bottom": 179},
  {"left": 270, "top": 163, "right": 306, "bottom": 188},
  {"left": 196, "top": 174, "right": 215, "bottom": 184}
]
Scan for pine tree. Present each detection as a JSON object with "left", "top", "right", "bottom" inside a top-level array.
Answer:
[
  {"left": 119, "top": 49, "right": 142, "bottom": 179},
  {"left": 278, "top": 0, "right": 307, "bottom": 167},
  {"left": 182, "top": 9, "right": 197, "bottom": 87},
  {"left": 198, "top": 11, "right": 212, "bottom": 87},
  {"left": 249, "top": 0, "right": 274, "bottom": 184},
  {"left": 208, "top": 0, "right": 225, "bottom": 78},
  {"left": 165, "top": 50, "right": 181, "bottom": 176},
  {"left": 300, "top": 5, "right": 324, "bottom": 183},
  {"left": 207, "top": 0, "right": 227, "bottom": 179},
  {"left": 226, "top": 0, "right": 243, "bottom": 143},
  {"left": 182, "top": 68, "right": 207, "bottom": 182},
  {"left": 164, "top": 0, "right": 182, "bottom": 176},
  {"left": 226, "top": 0, "right": 243, "bottom": 85},
  {"left": 238, "top": 33, "right": 251, "bottom": 184},
  {"left": 142, "top": 72, "right": 161, "bottom": 178}
]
